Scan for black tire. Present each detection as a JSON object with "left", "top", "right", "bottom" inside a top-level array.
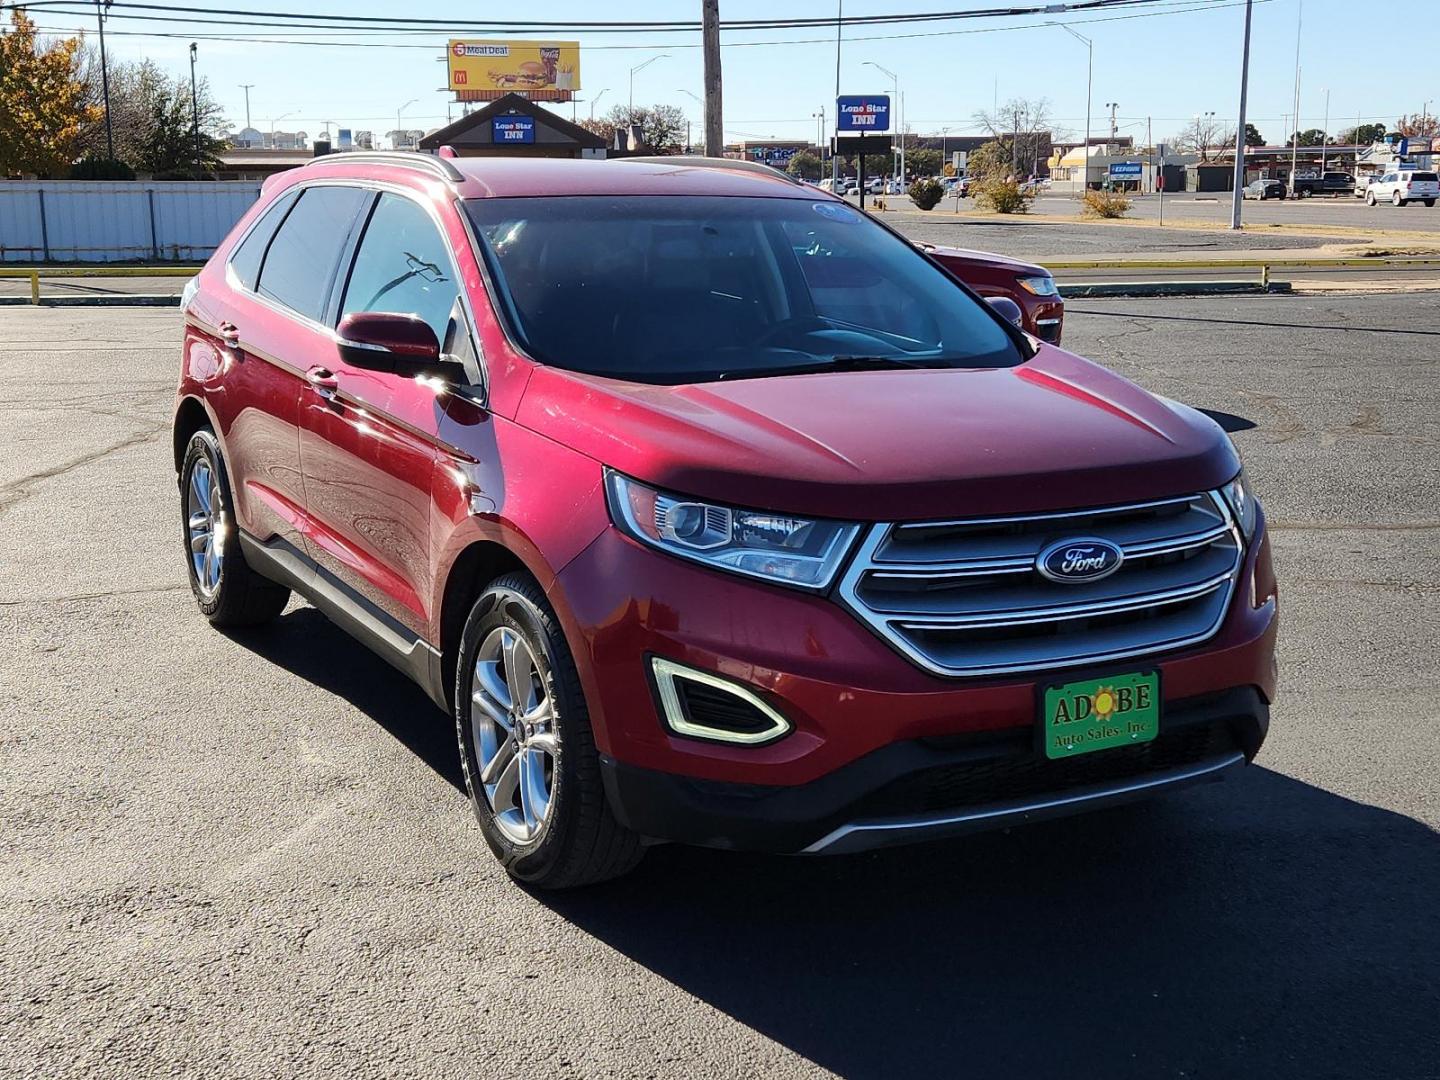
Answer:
[
  {"left": 1426, "top": 200, "right": 1436, "bottom": 208},
  {"left": 454, "top": 572, "right": 644, "bottom": 888},
  {"left": 179, "top": 427, "right": 290, "bottom": 626}
]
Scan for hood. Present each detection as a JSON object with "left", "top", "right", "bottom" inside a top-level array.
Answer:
[
  {"left": 921, "top": 243, "right": 1049, "bottom": 279},
  {"left": 515, "top": 345, "right": 1239, "bottom": 522}
]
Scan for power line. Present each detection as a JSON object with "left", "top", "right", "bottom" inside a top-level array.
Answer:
[
  {"left": 22, "top": 0, "right": 1273, "bottom": 53},
  {"left": 5, "top": 0, "right": 1221, "bottom": 35}
]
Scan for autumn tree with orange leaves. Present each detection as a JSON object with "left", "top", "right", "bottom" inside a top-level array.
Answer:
[{"left": 0, "top": 11, "right": 102, "bottom": 177}]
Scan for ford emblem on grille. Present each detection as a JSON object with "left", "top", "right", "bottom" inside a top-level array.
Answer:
[{"left": 1036, "top": 537, "right": 1125, "bottom": 583}]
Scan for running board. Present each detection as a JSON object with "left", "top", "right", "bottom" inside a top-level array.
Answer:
[{"left": 238, "top": 531, "right": 447, "bottom": 710}]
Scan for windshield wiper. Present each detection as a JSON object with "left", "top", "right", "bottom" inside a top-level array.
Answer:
[{"left": 718, "top": 354, "right": 942, "bottom": 381}]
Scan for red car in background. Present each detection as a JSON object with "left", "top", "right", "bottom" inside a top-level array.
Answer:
[{"left": 917, "top": 241, "right": 1065, "bottom": 344}]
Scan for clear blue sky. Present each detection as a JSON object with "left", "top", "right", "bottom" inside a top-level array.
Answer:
[{"left": 23, "top": 0, "right": 1440, "bottom": 147}]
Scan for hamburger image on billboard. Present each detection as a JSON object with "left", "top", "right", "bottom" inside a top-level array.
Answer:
[{"left": 448, "top": 40, "right": 580, "bottom": 92}]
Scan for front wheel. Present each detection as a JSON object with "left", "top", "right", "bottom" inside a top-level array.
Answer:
[
  {"left": 455, "top": 573, "right": 644, "bottom": 888},
  {"left": 179, "top": 428, "right": 290, "bottom": 626},
  {"left": 1366, "top": 191, "right": 1377, "bottom": 205}
]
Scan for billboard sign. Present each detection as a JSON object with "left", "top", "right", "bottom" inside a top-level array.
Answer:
[
  {"left": 836, "top": 95, "right": 891, "bottom": 132},
  {"left": 448, "top": 40, "right": 580, "bottom": 95},
  {"left": 493, "top": 115, "right": 536, "bottom": 145},
  {"left": 1108, "top": 161, "right": 1143, "bottom": 179}
]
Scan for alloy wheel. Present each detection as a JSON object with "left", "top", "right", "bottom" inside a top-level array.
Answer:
[
  {"left": 186, "top": 457, "right": 223, "bottom": 598},
  {"left": 470, "top": 626, "right": 558, "bottom": 845}
]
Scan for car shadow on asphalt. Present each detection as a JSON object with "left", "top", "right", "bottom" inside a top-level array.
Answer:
[
  {"left": 223, "top": 605, "right": 467, "bottom": 794},
  {"left": 541, "top": 770, "right": 1439, "bottom": 1079},
  {"left": 221, "top": 608, "right": 1438, "bottom": 1077}
]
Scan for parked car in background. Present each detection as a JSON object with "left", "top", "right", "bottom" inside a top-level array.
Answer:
[
  {"left": 914, "top": 241, "right": 1063, "bottom": 342},
  {"left": 1243, "top": 179, "right": 1287, "bottom": 201},
  {"left": 174, "top": 153, "right": 1273, "bottom": 887},
  {"left": 1353, "top": 174, "right": 1379, "bottom": 199},
  {"left": 1364, "top": 171, "right": 1438, "bottom": 207},
  {"left": 1290, "top": 171, "right": 1354, "bottom": 197}
]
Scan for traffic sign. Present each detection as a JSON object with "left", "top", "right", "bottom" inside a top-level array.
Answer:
[{"left": 836, "top": 95, "right": 891, "bottom": 132}]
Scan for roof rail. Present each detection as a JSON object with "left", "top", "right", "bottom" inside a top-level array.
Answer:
[
  {"left": 304, "top": 150, "right": 464, "bottom": 183},
  {"left": 617, "top": 155, "right": 804, "bottom": 186}
]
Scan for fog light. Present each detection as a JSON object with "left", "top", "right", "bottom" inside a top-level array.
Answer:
[{"left": 650, "top": 658, "right": 792, "bottom": 746}]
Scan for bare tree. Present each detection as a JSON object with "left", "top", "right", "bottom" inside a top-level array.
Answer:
[
  {"left": 972, "top": 97, "right": 1055, "bottom": 177},
  {"left": 581, "top": 103, "right": 688, "bottom": 154},
  {"left": 75, "top": 49, "right": 227, "bottom": 165},
  {"left": 1173, "top": 115, "right": 1236, "bottom": 164}
]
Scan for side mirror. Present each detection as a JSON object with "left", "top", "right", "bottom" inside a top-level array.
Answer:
[
  {"left": 986, "top": 295, "right": 1025, "bottom": 328},
  {"left": 335, "top": 312, "right": 465, "bottom": 382}
]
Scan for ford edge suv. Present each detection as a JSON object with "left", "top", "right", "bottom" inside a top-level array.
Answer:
[{"left": 173, "top": 153, "right": 1278, "bottom": 888}]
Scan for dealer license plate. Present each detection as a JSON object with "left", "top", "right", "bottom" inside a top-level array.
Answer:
[{"left": 1041, "top": 671, "right": 1159, "bottom": 760}]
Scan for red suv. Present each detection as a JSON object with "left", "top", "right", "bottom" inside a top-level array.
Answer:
[{"left": 174, "top": 153, "right": 1277, "bottom": 888}]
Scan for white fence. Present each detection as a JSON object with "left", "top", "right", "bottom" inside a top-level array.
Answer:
[{"left": 0, "top": 181, "right": 261, "bottom": 263}]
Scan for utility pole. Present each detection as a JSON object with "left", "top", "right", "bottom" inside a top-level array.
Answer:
[
  {"left": 1229, "top": 0, "right": 1253, "bottom": 228},
  {"left": 1107, "top": 102, "right": 1119, "bottom": 141},
  {"left": 95, "top": 1, "right": 114, "bottom": 159},
  {"left": 189, "top": 43, "right": 201, "bottom": 174},
  {"left": 702, "top": 0, "right": 723, "bottom": 157}
]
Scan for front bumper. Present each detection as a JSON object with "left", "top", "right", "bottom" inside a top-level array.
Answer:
[
  {"left": 550, "top": 517, "right": 1278, "bottom": 852},
  {"left": 600, "top": 686, "right": 1266, "bottom": 854}
]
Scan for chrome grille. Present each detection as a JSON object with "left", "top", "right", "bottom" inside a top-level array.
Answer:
[{"left": 836, "top": 492, "right": 1243, "bottom": 678}]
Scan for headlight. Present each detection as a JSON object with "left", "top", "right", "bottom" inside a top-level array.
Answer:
[
  {"left": 1219, "top": 468, "right": 1259, "bottom": 542},
  {"left": 604, "top": 472, "right": 861, "bottom": 590},
  {"left": 1017, "top": 275, "right": 1059, "bottom": 297}
]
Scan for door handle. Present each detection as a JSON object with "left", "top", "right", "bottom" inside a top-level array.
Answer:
[
  {"left": 305, "top": 366, "right": 340, "bottom": 400},
  {"left": 218, "top": 321, "right": 240, "bottom": 348}
]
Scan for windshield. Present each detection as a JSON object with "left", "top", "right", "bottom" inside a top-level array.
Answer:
[{"left": 464, "top": 195, "right": 1024, "bottom": 384}]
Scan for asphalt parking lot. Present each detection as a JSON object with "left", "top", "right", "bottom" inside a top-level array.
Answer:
[{"left": 2, "top": 296, "right": 1437, "bottom": 1078}]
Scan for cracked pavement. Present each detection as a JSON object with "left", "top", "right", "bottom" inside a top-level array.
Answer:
[{"left": 1, "top": 301, "right": 1437, "bottom": 1079}]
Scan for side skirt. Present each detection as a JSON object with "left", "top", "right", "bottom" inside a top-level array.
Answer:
[{"left": 238, "top": 530, "right": 449, "bottom": 711}]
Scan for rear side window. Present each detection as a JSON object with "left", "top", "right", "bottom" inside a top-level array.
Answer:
[
  {"left": 1411, "top": 173, "right": 1437, "bottom": 182},
  {"left": 256, "top": 185, "right": 369, "bottom": 322},
  {"left": 340, "top": 193, "right": 459, "bottom": 343},
  {"left": 228, "top": 189, "right": 298, "bottom": 291}
]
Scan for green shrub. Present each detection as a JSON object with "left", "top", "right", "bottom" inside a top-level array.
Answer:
[
  {"left": 1081, "top": 189, "right": 1132, "bottom": 218},
  {"left": 907, "top": 177, "right": 944, "bottom": 210},
  {"left": 68, "top": 156, "right": 136, "bottom": 181},
  {"left": 974, "top": 178, "right": 1035, "bottom": 214}
]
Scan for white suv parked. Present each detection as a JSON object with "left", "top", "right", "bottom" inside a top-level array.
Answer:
[{"left": 1364, "top": 171, "right": 1438, "bottom": 207}]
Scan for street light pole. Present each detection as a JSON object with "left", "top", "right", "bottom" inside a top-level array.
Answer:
[
  {"left": 862, "top": 61, "right": 899, "bottom": 191},
  {"left": 1288, "top": 0, "right": 1303, "bottom": 196},
  {"left": 1322, "top": 87, "right": 1330, "bottom": 170},
  {"left": 396, "top": 98, "right": 416, "bottom": 150},
  {"left": 1229, "top": 0, "right": 1254, "bottom": 229},
  {"left": 589, "top": 88, "right": 609, "bottom": 120},
  {"left": 238, "top": 84, "right": 254, "bottom": 135},
  {"left": 629, "top": 54, "right": 669, "bottom": 114},
  {"left": 189, "top": 43, "right": 201, "bottom": 175},
  {"left": 832, "top": 0, "right": 842, "bottom": 189},
  {"left": 1052, "top": 24, "right": 1092, "bottom": 195}
]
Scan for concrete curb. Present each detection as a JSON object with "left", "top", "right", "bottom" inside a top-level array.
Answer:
[
  {"left": 1061, "top": 280, "right": 1293, "bottom": 298},
  {"left": 0, "top": 294, "right": 181, "bottom": 307}
]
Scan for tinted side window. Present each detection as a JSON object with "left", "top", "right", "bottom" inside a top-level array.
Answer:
[
  {"left": 228, "top": 188, "right": 298, "bottom": 291},
  {"left": 340, "top": 193, "right": 459, "bottom": 343},
  {"left": 257, "top": 186, "right": 368, "bottom": 321}
]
